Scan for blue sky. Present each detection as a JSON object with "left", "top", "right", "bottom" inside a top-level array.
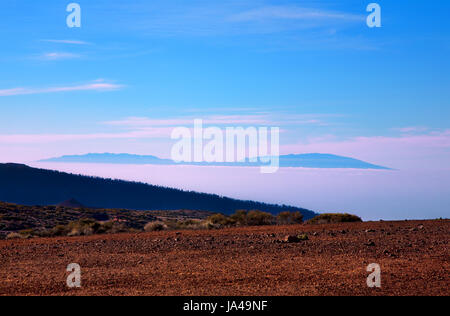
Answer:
[{"left": 1, "top": 0, "right": 450, "bottom": 169}]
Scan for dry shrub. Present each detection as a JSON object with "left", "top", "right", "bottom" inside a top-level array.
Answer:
[
  {"left": 144, "top": 221, "right": 167, "bottom": 232},
  {"left": 67, "top": 219, "right": 99, "bottom": 236},
  {"left": 175, "top": 219, "right": 204, "bottom": 230},
  {"left": 6, "top": 232, "right": 26, "bottom": 240},
  {"left": 200, "top": 220, "right": 217, "bottom": 230},
  {"left": 277, "top": 211, "right": 304, "bottom": 225},
  {"left": 45, "top": 219, "right": 132, "bottom": 237}
]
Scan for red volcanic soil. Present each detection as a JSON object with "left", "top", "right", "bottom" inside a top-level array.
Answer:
[{"left": 0, "top": 220, "right": 448, "bottom": 296}]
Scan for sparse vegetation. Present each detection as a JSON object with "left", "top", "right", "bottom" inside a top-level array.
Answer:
[
  {"left": 174, "top": 219, "right": 205, "bottom": 230},
  {"left": 306, "top": 213, "right": 362, "bottom": 225},
  {"left": 31, "top": 219, "right": 133, "bottom": 237},
  {"left": 37, "top": 209, "right": 306, "bottom": 237},
  {"left": 0, "top": 201, "right": 312, "bottom": 239},
  {"left": 206, "top": 210, "right": 304, "bottom": 229},
  {"left": 0, "top": 201, "right": 212, "bottom": 239},
  {"left": 142, "top": 210, "right": 307, "bottom": 232}
]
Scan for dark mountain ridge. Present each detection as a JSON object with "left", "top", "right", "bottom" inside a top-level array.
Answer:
[{"left": 0, "top": 163, "right": 317, "bottom": 219}]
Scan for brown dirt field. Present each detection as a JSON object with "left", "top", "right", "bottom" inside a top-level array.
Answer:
[{"left": 0, "top": 220, "right": 448, "bottom": 296}]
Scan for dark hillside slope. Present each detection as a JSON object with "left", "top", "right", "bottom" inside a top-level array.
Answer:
[{"left": 0, "top": 164, "right": 316, "bottom": 219}]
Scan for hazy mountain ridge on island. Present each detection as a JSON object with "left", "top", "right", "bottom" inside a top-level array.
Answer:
[
  {"left": 0, "top": 163, "right": 317, "bottom": 219},
  {"left": 39, "top": 153, "right": 391, "bottom": 170}
]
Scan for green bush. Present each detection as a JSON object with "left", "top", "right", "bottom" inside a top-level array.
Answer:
[
  {"left": 297, "top": 234, "right": 309, "bottom": 241},
  {"left": 306, "top": 213, "right": 362, "bottom": 225},
  {"left": 207, "top": 213, "right": 235, "bottom": 227},
  {"left": 208, "top": 210, "right": 304, "bottom": 228},
  {"left": 230, "top": 210, "right": 248, "bottom": 226},
  {"left": 209, "top": 210, "right": 279, "bottom": 227},
  {"left": 246, "top": 210, "right": 274, "bottom": 226}
]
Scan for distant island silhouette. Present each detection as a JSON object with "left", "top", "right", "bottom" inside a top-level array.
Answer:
[{"left": 40, "top": 153, "right": 390, "bottom": 170}]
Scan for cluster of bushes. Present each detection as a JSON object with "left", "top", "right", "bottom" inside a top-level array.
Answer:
[
  {"left": 306, "top": 213, "right": 362, "bottom": 225},
  {"left": 6, "top": 219, "right": 136, "bottom": 239},
  {"left": 207, "top": 210, "right": 277, "bottom": 228},
  {"left": 4, "top": 210, "right": 304, "bottom": 238},
  {"left": 0, "top": 201, "right": 160, "bottom": 238},
  {"left": 4, "top": 211, "right": 365, "bottom": 239},
  {"left": 143, "top": 210, "right": 304, "bottom": 232},
  {"left": 47, "top": 219, "right": 135, "bottom": 237}
]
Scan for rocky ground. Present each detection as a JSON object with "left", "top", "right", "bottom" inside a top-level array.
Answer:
[{"left": 0, "top": 220, "right": 448, "bottom": 296}]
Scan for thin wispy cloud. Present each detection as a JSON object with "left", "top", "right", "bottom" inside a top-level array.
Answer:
[
  {"left": 103, "top": 114, "right": 331, "bottom": 128},
  {"left": 393, "top": 126, "right": 430, "bottom": 134},
  {"left": 104, "top": 115, "right": 270, "bottom": 127},
  {"left": 0, "top": 129, "right": 173, "bottom": 144},
  {"left": 41, "top": 39, "right": 91, "bottom": 45},
  {"left": 106, "top": 2, "right": 365, "bottom": 37},
  {"left": 229, "top": 6, "right": 364, "bottom": 23},
  {"left": 0, "top": 81, "right": 124, "bottom": 97},
  {"left": 40, "top": 52, "right": 81, "bottom": 60},
  {"left": 73, "top": 1, "right": 375, "bottom": 51},
  {"left": 0, "top": 113, "right": 332, "bottom": 144}
]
